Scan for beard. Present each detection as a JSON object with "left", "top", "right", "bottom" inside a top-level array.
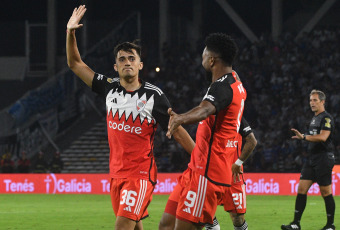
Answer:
[{"left": 205, "top": 70, "right": 212, "bottom": 82}]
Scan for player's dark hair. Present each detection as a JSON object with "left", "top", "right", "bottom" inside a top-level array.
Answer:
[
  {"left": 205, "top": 33, "right": 238, "bottom": 66},
  {"left": 113, "top": 41, "right": 141, "bottom": 60},
  {"left": 310, "top": 89, "right": 326, "bottom": 101}
]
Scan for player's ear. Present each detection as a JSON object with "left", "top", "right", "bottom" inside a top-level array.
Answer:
[
  {"left": 139, "top": 62, "right": 143, "bottom": 70},
  {"left": 114, "top": 64, "right": 118, "bottom": 72}
]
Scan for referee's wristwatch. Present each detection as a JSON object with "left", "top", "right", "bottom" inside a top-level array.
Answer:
[{"left": 302, "top": 134, "right": 306, "bottom": 140}]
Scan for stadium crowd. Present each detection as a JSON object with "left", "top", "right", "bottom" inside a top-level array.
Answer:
[
  {"left": 150, "top": 28, "right": 340, "bottom": 173},
  {"left": 1, "top": 28, "right": 339, "bottom": 174}
]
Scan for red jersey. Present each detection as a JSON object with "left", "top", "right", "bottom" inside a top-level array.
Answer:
[
  {"left": 92, "top": 73, "right": 170, "bottom": 183},
  {"left": 188, "top": 72, "right": 247, "bottom": 186}
]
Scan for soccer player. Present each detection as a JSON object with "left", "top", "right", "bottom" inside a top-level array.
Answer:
[
  {"left": 66, "top": 5, "right": 195, "bottom": 230},
  {"left": 159, "top": 117, "right": 257, "bottom": 230},
  {"left": 166, "top": 33, "right": 246, "bottom": 230},
  {"left": 281, "top": 90, "right": 336, "bottom": 230}
]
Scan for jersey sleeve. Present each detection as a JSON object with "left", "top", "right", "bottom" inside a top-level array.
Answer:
[
  {"left": 152, "top": 93, "right": 171, "bottom": 130},
  {"left": 320, "top": 116, "right": 333, "bottom": 131},
  {"left": 239, "top": 117, "right": 252, "bottom": 137},
  {"left": 202, "top": 80, "right": 233, "bottom": 113}
]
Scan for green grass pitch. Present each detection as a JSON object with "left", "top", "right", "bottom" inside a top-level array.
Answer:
[{"left": 0, "top": 194, "right": 338, "bottom": 229}]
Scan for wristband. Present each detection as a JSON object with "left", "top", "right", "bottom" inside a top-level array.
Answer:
[
  {"left": 303, "top": 135, "right": 306, "bottom": 140},
  {"left": 234, "top": 159, "right": 243, "bottom": 166}
]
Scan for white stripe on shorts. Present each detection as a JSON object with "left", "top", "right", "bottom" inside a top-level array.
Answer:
[
  {"left": 193, "top": 175, "right": 207, "bottom": 217},
  {"left": 134, "top": 180, "right": 147, "bottom": 215}
]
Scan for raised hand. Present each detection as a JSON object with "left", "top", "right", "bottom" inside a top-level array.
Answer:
[
  {"left": 166, "top": 108, "right": 182, "bottom": 139},
  {"left": 67, "top": 5, "right": 87, "bottom": 32}
]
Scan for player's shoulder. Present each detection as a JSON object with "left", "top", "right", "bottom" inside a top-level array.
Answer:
[
  {"left": 318, "top": 111, "right": 333, "bottom": 121},
  {"left": 215, "top": 73, "right": 236, "bottom": 85},
  {"left": 144, "top": 81, "right": 164, "bottom": 96},
  {"left": 323, "top": 111, "right": 333, "bottom": 119}
]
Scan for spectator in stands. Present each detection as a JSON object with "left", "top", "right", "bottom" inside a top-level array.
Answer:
[
  {"left": 50, "top": 151, "right": 63, "bottom": 173},
  {"left": 33, "top": 151, "right": 48, "bottom": 173},
  {"left": 17, "top": 151, "right": 31, "bottom": 173},
  {"left": 1, "top": 151, "right": 15, "bottom": 173}
]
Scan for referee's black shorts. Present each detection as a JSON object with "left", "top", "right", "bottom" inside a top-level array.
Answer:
[{"left": 300, "top": 153, "right": 335, "bottom": 186}]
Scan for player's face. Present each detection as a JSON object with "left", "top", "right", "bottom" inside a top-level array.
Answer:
[
  {"left": 114, "top": 49, "right": 143, "bottom": 79},
  {"left": 309, "top": 94, "right": 324, "bottom": 113}
]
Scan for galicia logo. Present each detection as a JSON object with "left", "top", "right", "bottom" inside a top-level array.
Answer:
[{"left": 44, "top": 174, "right": 92, "bottom": 194}]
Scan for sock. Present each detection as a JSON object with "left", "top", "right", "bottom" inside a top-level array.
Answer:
[
  {"left": 205, "top": 217, "right": 220, "bottom": 230},
  {"left": 323, "top": 194, "right": 335, "bottom": 226},
  {"left": 234, "top": 220, "right": 248, "bottom": 230},
  {"left": 293, "top": 193, "right": 307, "bottom": 223}
]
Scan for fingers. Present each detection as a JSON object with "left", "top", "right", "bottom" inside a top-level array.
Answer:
[
  {"left": 168, "top": 108, "right": 173, "bottom": 116},
  {"left": 166, "top": 131, "right": 172, "bottom": 139}
]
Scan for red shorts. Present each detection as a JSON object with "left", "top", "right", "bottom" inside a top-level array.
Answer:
[
  {"left": 164, "top": 183, "right": 181, "bottom": 216},
  {"left": 175, "top": 168, "right": 229, "bottom": 225},
  {"left": 223, "top": 183, "right": 246, "bottom": 214},
  {"left": 110, "top": 178, "right": 155, "bottom": 221}
]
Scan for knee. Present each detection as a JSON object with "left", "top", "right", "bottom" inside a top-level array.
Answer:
[
  {"left": 320, "top": 187, "right": 332, "bottom": 197},
  {"left": 232, "top": 215, "right": 245, "bottom": 227},
  {"left": 159, "top": 219, "right": 174, "bottom": 230},
  {"left": 297, "top": 186, "right": 308, "bottom": 194}
]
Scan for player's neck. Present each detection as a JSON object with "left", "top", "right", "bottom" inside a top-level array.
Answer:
[
  {"left": 314, "top": 108, "right": 325, "bottom": 116},
  {"left": 120, "top": 76, "right": 141, "bottom": 91},
  {"left": 211, "top": 66, "right": 233, "bottom": 82}
]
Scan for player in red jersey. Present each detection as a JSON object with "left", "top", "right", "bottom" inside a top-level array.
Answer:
[
  {"left": 165, "top": 33, "right": 246, "bottom": 230},
  {"left": 159, "top": 117, "right": 257, "bottom": 230},
  {"left": 66, "top": 6, "right": 195, "bottom": 230}
]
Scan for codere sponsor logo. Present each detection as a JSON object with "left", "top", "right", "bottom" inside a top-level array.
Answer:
[{"left": 108, "top": 121, "right": 142, "bottom": 134}]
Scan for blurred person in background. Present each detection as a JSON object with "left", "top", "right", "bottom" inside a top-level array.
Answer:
[
  {"left": 282, "top": 90, "right": 336, "bottom": 230},
  {"left": 1, "top": 151, "right": 15, "bottom": 173},
  {"left": 50, "top": 151, "right": 63, "bottom": 173},
  {"left": 17, "top": 151, "right": 31, "bottom": 173},
  {"left": 33, "top": 151, "right": 48, "bottom": 173}
]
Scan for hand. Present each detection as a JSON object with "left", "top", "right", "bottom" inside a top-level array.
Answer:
[
  {"left": 67, "top": 5, "right": 87, "bottom": 32},
  {"left": 291, "top": 128, "right": 304, "bottom": 140},
  {"left": 231, "top": 163, "right": 243, "bottom": 183},
  {"left": 166, "top": 108, "right": 182, "bottom": 139}
]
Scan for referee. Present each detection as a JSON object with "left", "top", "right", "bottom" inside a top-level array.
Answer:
[{"left": 282, "top": 89, "right": 336, "bottom": 230}]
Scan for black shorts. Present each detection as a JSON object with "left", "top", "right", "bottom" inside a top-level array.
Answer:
[{"left": 300, "top": 154, "right": 335, "bottom": 186}]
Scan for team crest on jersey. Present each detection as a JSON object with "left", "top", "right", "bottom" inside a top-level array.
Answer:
[{"left": 136, "top": 99, "right": 147, "bottom": 112}]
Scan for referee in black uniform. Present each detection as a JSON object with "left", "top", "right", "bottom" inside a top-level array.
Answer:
[{"left": 282, "top": 90, "right": 336, "bottom": 230}]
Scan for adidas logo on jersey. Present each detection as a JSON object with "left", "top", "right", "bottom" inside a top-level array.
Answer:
[
  {"left": 236, "top": 205, "right": 242, "bottom": 210},
  {"left": 183, "top": 207, "right": 191, "bottom": 214},
  {"left": 123, "top": 206, "right": 132, "bottom": 212},
  {"left": 226, "top": 140, "right": 238, "bottom": 148}
]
